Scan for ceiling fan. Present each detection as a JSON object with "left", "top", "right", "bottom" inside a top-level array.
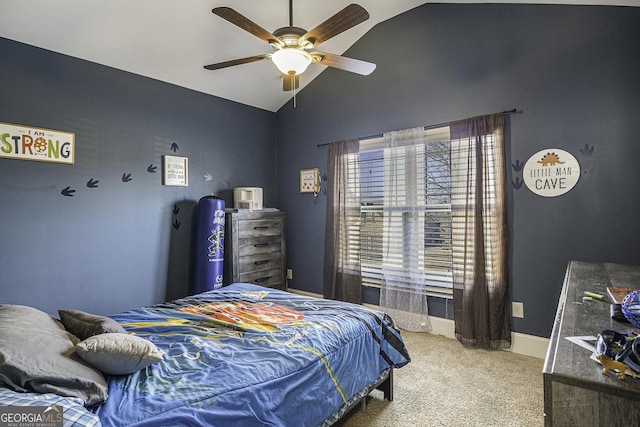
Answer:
[{"left": 204, "top": 1, "right": 376, "bottom": 92}]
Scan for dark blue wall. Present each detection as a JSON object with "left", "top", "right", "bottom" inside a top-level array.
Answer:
[
  {"left": 275, "top": 4, "right": 640, "bottom": 338},
  {"left": 0, "top": 38, "right": 277, "bottom": 316}
]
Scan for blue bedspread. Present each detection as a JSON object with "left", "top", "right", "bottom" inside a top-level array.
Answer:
[{"left": 92, "top": 283, "right": 410, "bottom": 427}]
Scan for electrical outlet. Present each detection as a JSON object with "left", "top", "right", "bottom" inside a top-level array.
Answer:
[
  {"left": 512, "top": 302, "right": 524, "bottom": 318},
  {"left": 287, "top": 269, "right": 293, "bottom": 280}
]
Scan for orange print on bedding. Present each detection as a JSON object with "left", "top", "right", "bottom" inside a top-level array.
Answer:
[{"left": 178, "top": 302, "right": 304, "bottom": 331}]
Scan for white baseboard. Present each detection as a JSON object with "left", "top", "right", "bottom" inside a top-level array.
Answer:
[
  {"left": 429, "top": 316, "right": 549, "bottom": 359},
  {"left": 288, "top": 288, "right": 549, "bottom": 359}
]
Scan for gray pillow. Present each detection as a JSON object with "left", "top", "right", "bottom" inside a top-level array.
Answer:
[
  {"left": 75, "top": 333, "right": 164, "bottom": 376},
  {"left": 58, "top": 309, "right": 127, "bottom": 341},
  {"left": 0, "top": 304, "right": 108, "bottom": 406}
]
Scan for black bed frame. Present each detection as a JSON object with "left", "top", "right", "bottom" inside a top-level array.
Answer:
[{"left": 344, "top": 368, "right": 394, "bottom": 415}]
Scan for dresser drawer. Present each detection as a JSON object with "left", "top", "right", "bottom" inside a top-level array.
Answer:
[
  {"left": 238, "top": 235, "right": 282, "bottom": 256},
  {"left": 239, "top": 219, "right": 283, "bottom": 237},
  {"left": 224, "top": 211, "right": 286, "bottom": 291},
  {"left": 239, "top": 268, "right": 283, "bottom": 288},
  {"left": 238, "top": 253, "right": 282, "bottom": 272}
]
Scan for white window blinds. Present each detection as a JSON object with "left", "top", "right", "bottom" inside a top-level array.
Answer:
[{"left": 354, "top": 126, "right": 453, "bottom": 299}]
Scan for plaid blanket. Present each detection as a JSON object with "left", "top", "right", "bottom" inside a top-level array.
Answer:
[{"left": 0, "top": 388, "right": 101, "bottom": 427}]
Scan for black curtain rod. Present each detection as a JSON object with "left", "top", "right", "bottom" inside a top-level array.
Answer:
[{"left": 316, "top": 109, "right": 517, "bottom": 147}]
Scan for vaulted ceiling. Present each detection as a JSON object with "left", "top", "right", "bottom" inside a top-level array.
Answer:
[{"left": 1, "top": 0, "right": 635, "bottom": 112}]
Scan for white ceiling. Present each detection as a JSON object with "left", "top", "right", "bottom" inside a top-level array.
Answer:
[{"left": 1, "top": 0, "right": 637, "bottom": 112}]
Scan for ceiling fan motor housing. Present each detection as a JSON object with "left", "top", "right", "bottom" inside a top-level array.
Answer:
[{"left": 273, "top": 26, "right": 308, "bottom": 47}]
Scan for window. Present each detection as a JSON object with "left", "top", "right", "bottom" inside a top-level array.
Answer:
[{"left": 350, "top": 126, "right": 453, "bottom": 299}]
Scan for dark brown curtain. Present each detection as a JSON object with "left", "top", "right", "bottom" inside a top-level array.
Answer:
[
  {"left": 450, "top": 113, "right": 511, "bottom": 350},
  {"left": 323, "top": 139, "right": 362, "bottom": 304}
]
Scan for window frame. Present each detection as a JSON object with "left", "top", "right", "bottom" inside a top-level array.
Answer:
[{"left": 354, "top": 126, "right": 453, "bottom": 299}]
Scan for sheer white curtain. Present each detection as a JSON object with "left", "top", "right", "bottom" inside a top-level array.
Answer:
[{"left": 379, "top": 127, "right": 432, "bottom": 332}]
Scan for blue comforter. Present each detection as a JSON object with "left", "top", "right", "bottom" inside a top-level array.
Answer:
[{"left": 92, "top": 283, "right": 410, "bottom": 427}]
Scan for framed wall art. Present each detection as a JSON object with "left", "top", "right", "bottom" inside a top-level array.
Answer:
[
  {"left": 300, "top": 168, "right": 321, "bottom": 194},
  {"left": 163, "top": 155, "right": 189, "bottom": 186},
  {"left": 0, "top": 121, "right": 75, "bottom": 164}
]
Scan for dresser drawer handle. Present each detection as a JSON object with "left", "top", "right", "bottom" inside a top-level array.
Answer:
[
  {"left": 254, "top": 226, "right": 269, "bottom": 230},
  {"left": 255, "top": 276, "right": 270, "bottom": 283},
  {"left": 254, "top": 260, "right": 269, "bottom": 265},
  {"left": 254, "top": 243, "right": 269, "bottom": 248}
]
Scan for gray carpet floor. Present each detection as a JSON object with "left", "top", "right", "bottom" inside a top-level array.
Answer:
[{"left": 335, "top": 331, "right": 545, "bottom": 427}]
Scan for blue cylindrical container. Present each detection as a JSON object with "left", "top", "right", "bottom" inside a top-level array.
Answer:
[{"left": 194, "top": 195, "right": 225, "bottom": 293}]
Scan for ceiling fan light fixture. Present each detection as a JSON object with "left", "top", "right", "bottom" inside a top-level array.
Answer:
[{"left": 272, "top": 48, "right": 312, "bottom": 76}]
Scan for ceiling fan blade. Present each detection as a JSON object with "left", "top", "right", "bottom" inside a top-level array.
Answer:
[
  {"left": 299, "top": 4, "right": 369, "bottom": 48},
  {"left": 310, "top": 51, "right": 376, "bottom": 75},
  {"left": 204, "top": 54, "right": 270, "bottom": 71},
  {"left": 212, "top": 7, "right": 283, "bottom": 47},
  {"left": 282, "top": 74, "right": 300, "bottom": 91}
]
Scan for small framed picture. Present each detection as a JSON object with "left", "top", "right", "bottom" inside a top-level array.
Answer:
[
  {"left": 300, "top": 168, "right": 320, "bottom": 193},
  {"left": 163, "top": 155, "right": 189, "bottom": 186}
]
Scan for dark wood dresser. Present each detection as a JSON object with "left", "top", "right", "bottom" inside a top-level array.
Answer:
[
  {"left": 224, "top": 210, "right": 286, "bottom": 290},
  {"left": 543, "top": 261, "right": 640, "bottom": 426}
]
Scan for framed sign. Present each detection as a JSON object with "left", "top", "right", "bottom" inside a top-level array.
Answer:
[
  {"left": 163, "top": 155, "right": 189, "bottom": 186},
  {"left": 523, "top": 149, "right": 580, "bottom": 197},
  {"left": 300, "top": 168, "right": 320, "bottom": 193},
  {"left": 0, "top": 122, "right": 75, "bottom": 164}
]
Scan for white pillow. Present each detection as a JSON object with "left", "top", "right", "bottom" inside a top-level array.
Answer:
[{"left": 75, "top": 333, "right": 164, "bottom": 375}]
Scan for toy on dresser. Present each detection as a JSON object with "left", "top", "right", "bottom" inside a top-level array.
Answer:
[{"left": 596, "top": 354, "right": 636, "bottom": 380}]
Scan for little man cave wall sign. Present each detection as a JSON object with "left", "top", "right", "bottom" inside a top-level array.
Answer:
[{"left": 523, "top": 149, "right": 580, "bottom": 197}]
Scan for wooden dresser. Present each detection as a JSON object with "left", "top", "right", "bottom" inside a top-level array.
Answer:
[
  {"left": 224, "top": 210, "right": 286, "bottom": 290},
  {"left": 543, "top": 261, "right": 640, "bottom": 426}
]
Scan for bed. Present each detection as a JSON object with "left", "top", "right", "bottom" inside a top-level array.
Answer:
[{"left": 0, "top": 283, "right": 410, "bottom": 426}]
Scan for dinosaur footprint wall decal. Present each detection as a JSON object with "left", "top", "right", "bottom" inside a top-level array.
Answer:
[
  {"left": 61, "top": 187, "right": 76, "bottom": 197},
  {"left": 172, "top": 204, "right": 181, "bottom": 230},
  {"left": 580, "top": 144, "right": 595, "bottom": 156},
  {"left": 512, "top": 159, "right": 524, "bottom": 172},
  {"left": 511, "top": 159, "right": 524, "bottom": 190},
  {"left": 61, "top": 139, "right": 183, "bottom": 197},
  {"left": 512, "top": 177, "right": 523, "bottom": 190}
]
